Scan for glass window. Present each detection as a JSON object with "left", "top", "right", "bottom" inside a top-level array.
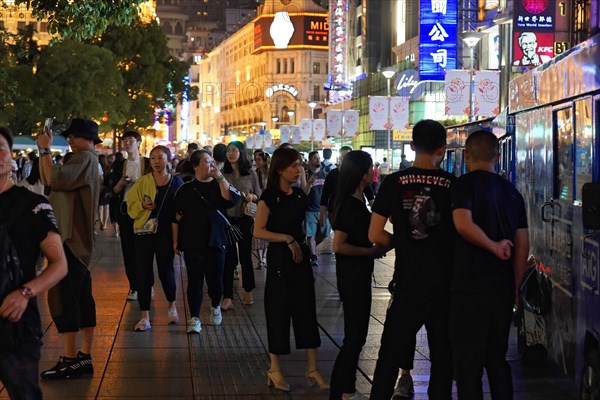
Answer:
[
  {"left": 555, "top": 107, "right": 574, "bottom": 201},
  {"left": 575, "top": 98, "right": 593, "bottom": 201},
  {"left": 313, "top": 84, "right": 320, "bottom": 101},
  {"left": 313, "top": 62, "right": 320, "bottom": 74}
]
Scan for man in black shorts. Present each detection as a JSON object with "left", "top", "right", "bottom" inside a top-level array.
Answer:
[
  {"left": 450, "top": 130, "right": 528, "bottom": 399},
  {"left": 38, "top": 118, "right": 101, "bottom": 380},
  {"left": 0, "top": 127, "right": 67, "bottom": 398},
  {"left": 369, "top": 119, "right": 454, "bottom": 400}
]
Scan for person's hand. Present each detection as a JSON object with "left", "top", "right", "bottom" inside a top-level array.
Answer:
[
  {"left": 37, "top": 126, "right": 53, "bottom": 148},
  {"left": 308, "top": 174, "right": 316, "bottom": 186},
  {"left": 0, "top": 290, "right": 28, "bottom": 322},
  {"left": 287, "top": 238, "right": 303, "bottom": 263},
  {"left": 371, "top": 243, "right": 388, "bottom": 259},
  {"left": 242, "top": 192, "right": 253, "bottom": 202},
  {"left": 173, "top": 243, "right": 180, "bottom": 256},
  {"left": 142, "top": 199, "right": 156, "bottom": 210},
  {"left": 209, "top": 161, "right": 221, "bottom": 179},
  {"left": 319, "top": 208, "right": 327, "bottom": 226},
  {"left": 492, "top": 239, "right": 513, "bottom": 260}
]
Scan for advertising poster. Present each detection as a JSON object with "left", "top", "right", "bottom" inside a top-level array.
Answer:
[
  {"left": 369, "top": 96, "right": 389, "bottom": 130},
  {"left": 344, "top": 110, "right": 359, "bottom": 137},
  {"left": 389, "top": 97, "right": 410, "bottom": 130},
  {"left": 419, "top": 0, "right": 458, "bottom": 81},
  {"left": 291, "top": 125, "right": 302, "bottom": 144},
  {"left": 327, "top": 110, "right": 343, "bottom": 137},
  {"left": 513, "top": 0, "right": 555, "bottom": 67},
  {"left": 445, "top": 70, "right": 471, "bottom": 116},
  {"left": 300, "top": 119, "right": 313, "bottom": 141},
  {"left": 474, "top": 70, "right": 500, "bottom": 117},
  {"left": 263, "top": 132, "right": 272, "bottom": 148},
  {"left": 313, "top": 119, "right": 326, "bottom": 141},
  {"left": 280, "top": 125, "right": 291, "bottom": 144}
]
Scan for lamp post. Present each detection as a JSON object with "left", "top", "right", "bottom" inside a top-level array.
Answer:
[
  {"left": 381, "top": 67, "right": 396, "bottom": 170},
  {"left": 271, "top": 115, "right": 279, "bottom": 129},
  {"left": 461, "top": 32, "right": 484, "bottom": 122},
  {"left": 308, "top": 101, "right": 317, "bottom": 151},
  {"left": 287, "top": 109, "right": 296, "bottom": 126}
]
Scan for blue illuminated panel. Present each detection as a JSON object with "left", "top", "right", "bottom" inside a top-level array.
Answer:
[{"left": 419, "top": 0, "right": 458, "bottom": 81}]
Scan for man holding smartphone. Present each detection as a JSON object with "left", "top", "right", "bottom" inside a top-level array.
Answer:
[{"left": 108, "top": 131, "right": 151, "bottom": 301}]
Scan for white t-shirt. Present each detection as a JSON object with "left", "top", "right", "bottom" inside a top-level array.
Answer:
[
  {"left": 123, "top": 157, "right": 141, "bottom": 198},
  {"left": 379, "top": 162, "right": 391, "bottom": 175}
]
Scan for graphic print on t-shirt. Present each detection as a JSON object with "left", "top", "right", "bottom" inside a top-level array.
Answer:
[{"left": 406, "top": 186, "right": 441, "bottom": 239}]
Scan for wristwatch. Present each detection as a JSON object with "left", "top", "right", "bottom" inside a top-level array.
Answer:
[
  {"left": 19, "top": 286, "right": 34, "bottom": 300},
  {"left": 39, "top": 147, "right": 52, "bottom": 157}
]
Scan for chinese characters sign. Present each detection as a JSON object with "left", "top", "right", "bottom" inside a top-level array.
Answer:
[
  {"left": 512, "top": 0, "right": 555, "bottom": 67},
  {"left": 329, "top": 0, "right": 348, "bottom": 87},
  {"left": 419, "top": 0, "right": 458, "bottom": 81}
]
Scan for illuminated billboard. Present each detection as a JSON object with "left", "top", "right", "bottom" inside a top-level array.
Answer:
[
  {"left": 512, "top": 0, "right": 555, "bottom": 66},
  {"left": 253, "top": 13, "right": 329, "bottom": 52},
  {"left": 419, "top": 0, "right": 458, "bottom": 81},
  {"left": 328, "top": 0, "right": 348, "bottom": 87}
]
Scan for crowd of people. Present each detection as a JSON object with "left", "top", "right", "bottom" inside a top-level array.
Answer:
[{"left": 0, "top": 117, "right": 528, "bottom": 400}]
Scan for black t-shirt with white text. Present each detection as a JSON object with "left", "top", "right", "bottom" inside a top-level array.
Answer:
[
  {"left": 0, "top": 185, "right": 59, "bottom": 343},
  {"left": 372, "top": 167, "right": 455, "bottom": 293},
  {"left": 451, "top": 170, "right": 528, "bottom": 294}
]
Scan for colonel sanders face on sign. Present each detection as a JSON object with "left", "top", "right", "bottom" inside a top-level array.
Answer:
[{"left": 513, "top": 32, "right": 551, "bottom": 67}]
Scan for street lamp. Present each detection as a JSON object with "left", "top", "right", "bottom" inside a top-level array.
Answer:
[
  {"left": 287, "top": 109, "right": 296, "bottom": 125},
  {"left": 259, "top": 121, "right": 267, "bottom": 132},
  {"left": 381, "top": 67, "right": 396, "bottom": 170},
  {"left": 461, "top": 31, "right": 484, "bottom": 122},
  {"left": 271, "top": 115, "right": 279, "bottom": 129},
  {"left": 308, "top": 101, "right": 318, "bottom": 151}
]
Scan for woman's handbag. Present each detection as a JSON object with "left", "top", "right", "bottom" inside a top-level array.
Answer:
[
  {"left": 193, "top": 188, "right": 243, "bottom": 247},
  {"left": 134, "top": 176, "right": 172, "bottom": 235},
  {"left": 243, "top": 201, "right": 257, "bottom": 218}
]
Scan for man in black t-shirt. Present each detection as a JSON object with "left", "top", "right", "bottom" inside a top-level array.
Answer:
[
  {"left": 450, "top": 130, "right": 528, "bottom": 399},
  {"left": 0, "top": 127, "right": 67, "bottom": 399},
  {"left": 369, "top": 120, "right": 454, "bottom": 400}
]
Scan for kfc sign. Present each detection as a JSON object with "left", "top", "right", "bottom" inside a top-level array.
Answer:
[{"left": 513, "top": 0, "right": 555, "bottom": 67}]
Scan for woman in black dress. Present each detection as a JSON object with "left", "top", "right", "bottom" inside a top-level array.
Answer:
[
  {"left": 329, "top": 151, "right": 390, "bottom": 400},
  {"left": 254, "top": 147, "right": 329, "bottom": 392}
]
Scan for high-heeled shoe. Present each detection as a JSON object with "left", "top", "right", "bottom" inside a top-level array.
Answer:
[
  {"left": 305, "top": 369, "right": 330, "bottom": 389},
  {"left": 267, "top": 370, "right": 290, "bottom": 392}
]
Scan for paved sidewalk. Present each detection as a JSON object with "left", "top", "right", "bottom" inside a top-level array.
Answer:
[{"left": 1, "top": 231, "right": 577, "bottom": 399}]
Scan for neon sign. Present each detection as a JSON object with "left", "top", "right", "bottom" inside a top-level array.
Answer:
[
  {"left": 328, "top": 0, "right": 348, "bottom": 87},
  {"left": 419, "top": 0, "right": 458, "bottom": 81}
]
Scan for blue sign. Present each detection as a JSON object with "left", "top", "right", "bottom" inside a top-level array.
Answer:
[
  {"left": 419, "top": 0, "right": 458, "bottom": 81},
  {"left": 395, "top": 69, "right": 421, "bottom": 98}
]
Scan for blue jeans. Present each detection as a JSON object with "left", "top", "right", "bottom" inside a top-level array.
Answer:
[{"left": 0, "top": 344, "right": 42, "bottom": 400}]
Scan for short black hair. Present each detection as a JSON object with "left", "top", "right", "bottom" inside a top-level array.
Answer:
[
  {"left": 323, "top": 148, "right": 332, "bottom": 159},
  {"left": 122, "top": 130, "right": 142, "bottom": 142},
  {"left": 213, "top": 143, "right": 227, "bottom": 163},
  {"left": 187, "top": 142, "right": 199, "bottom": 152},
  {"left": 0, "top": 126, "right": 13, "bottom": 150},
  {"left": 465, "top": 130, "right": 498, "bottom": 162},
  {"left": 412, "top": 119, "right": 446, "bottom": 153}
]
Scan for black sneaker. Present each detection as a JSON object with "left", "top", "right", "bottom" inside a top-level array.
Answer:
[{"left": 40, "top": 353, "right": 94, "bottom": 380}]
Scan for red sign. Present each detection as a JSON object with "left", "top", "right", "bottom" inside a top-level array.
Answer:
[
  {"left": 512, "top": 31, "right": 554, "bottom": 67},
  {"left": 253, "top": 14, "right": 328, "bottom": 52}
]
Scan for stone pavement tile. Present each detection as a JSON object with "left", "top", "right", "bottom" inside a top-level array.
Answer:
[
  {"left": 96, "top": 377, "right": 194, "bottom": 397},
  {"left": 113, "top": 328, "right": 191, "bottom": 348},
  {"left": 104, "top": 361, "right": 192, "bottom": 378},
  {"left": 108, "top": 347, "right": 191, "bottom": 363},
  {"left": 39, "top": 378, "right": 101, "bottom": 399}
]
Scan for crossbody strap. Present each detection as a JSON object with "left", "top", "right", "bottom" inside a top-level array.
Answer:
[
  {"left": 193, "top": 187, "right": 232, "bottom": 228},
  {"left": 154, "top": 175, "right": 173, "bottom": 218}
]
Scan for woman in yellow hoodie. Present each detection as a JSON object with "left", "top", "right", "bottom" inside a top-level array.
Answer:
[{"left": 126, "top": 145, "right": 184, "bottom": 332}]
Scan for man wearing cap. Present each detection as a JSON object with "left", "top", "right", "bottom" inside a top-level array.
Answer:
[
  {"left": 108, "top": 130, "right": 151, "bottom": 301},
  {"left": 37, "top": 118, "right": 101, "bottom": 380},
  {"left": 0, "top": 126, "right": 67, "bottom": 398}
]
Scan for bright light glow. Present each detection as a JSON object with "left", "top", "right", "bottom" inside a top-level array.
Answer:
[
  {"left": 308, "top": 101, "right": 318, "bottom": 109},
  {"left": 270, "top": 12, "right": 294, "bottom": 49},
  {"left": 382, "top": 68, "right": 396, "bottom": 79}
]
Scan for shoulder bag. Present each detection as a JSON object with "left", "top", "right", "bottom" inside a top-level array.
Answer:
[
  {"left": 134, "top": 176, "right": 172, "bottom": 235},
  {"left": 193, "top": 187, "right": 242, "bottom": 247}
]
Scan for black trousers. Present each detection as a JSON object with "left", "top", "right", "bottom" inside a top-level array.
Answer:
[
  {"left": 224, "top": 216, "right": 255, "bottom": 298},
  {"left": 134, "top": 228, "right": 176, "bottom": 311},
  {"left": 264, "top": 244, "right": 321, "bottom": 355},
  {"left": 0, "top": 344, "right": 42, "bottom": 400},
  {"left": 183, "top": 248, "right": 225, "bottom": 317},
  {"left": 370, "top": 292, "right": 453, "bottom": 400},
  {"left": 450, "top": 292, "right": 514, "bottom": 400},
  {"left": 118, "top": 205, "right": 137, "bottom": 291},
  {"left": 329, "top": 259, "right": 373, "bottom": 399}
]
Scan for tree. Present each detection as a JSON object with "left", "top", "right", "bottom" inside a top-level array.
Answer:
[
  {"left": 35, "top": 39, "right": 129, "bottom": 128},
  {"left": 11, "top": 0, "right": 146, "bottom": 41},
  {"left": 97, "top": 21, "right": 197, "bottom": 131}
]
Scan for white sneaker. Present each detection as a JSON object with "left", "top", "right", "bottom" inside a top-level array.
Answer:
[
  {"left": 127, "top": 290, "right": 138, "bottom": 301},
  {"left": 134, "top": 318, "right": 151, "bottom": 332},
  {"left": 210, "top": 306, "right": 222, "bottom": 326},
  {"left": 187, "top": 317, "right": 201, "bottom": 334},
  {"left": 167, "top": 307, "right": 178, "bottom": 324}
]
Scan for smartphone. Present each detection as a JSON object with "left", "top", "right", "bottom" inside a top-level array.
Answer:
[
  {"left": 143, "top": 195, "right": 152, "bottom": 203},
  {"left": 44, "top": 118, "right": 53, "bottom": 130}
]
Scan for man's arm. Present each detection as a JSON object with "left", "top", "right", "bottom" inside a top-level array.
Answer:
[
  {"left": 453, "top": 208, "right": 513, "bottom": 260},
  {"left": 0, "top": 231, "right": 67, "bottom": 322},
  {"left": 39, "top": 153, "right": 53, "bottom": 186},
  {"left": 368, "top": 212, "right": 393, "bottom": 248},
  {"left": 513, "top": 228, "right": 529, "bottom": 307}
]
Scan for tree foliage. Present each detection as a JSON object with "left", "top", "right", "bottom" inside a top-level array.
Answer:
[{"left": 13, "top": 0, "right": 146, "bottom": 41}]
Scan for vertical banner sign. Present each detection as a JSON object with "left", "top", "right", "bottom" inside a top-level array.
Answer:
[
  {"left": 389, "top": 97, "right": 410, "bottom": 130},
  {"left": 313, "top": 119, "right": 326, "bottom": 141},
  {"left": 473, "top": 70, "right": 500, "bottom": 116},
  {"left": 513, "top": 0, "right": 556, "bottom": 67},
  {"left": 369, "top": 96, "right": 389, "bottom": 130},
  {"left": 300, "top": 119, "right": 313, "bottom": 141},
  {"left": 329, "top": 0, "right": 348, "bottom": 86},
  {"left": 263, "top": 132, "right": 272, "bottom": 148},
  {"left": 254, "top": 133, "right": 264, "bottom": 149},
  {"left": 419, "top": 0, "right": 458, "bottom": 81},
  {"left": 344, "top": 110, "right": 359, "bottom": 137},
  {"left": 247, "top": 134, "right": 255, "bottom": 149},
  {"left": 327, "top": 110, "right": 343, "bottom": 137},
  {"left": 291, "top": 126, "right": 302, "bottom": 144},
  {"left": 280, "top": 125, "right": 291, "bottom": 144},
  {"left": 445, "top": 70, "right": 471, "bottom": 116}
]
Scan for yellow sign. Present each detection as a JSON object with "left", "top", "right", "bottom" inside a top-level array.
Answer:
[{"left": 393, "top": 129, "right": 412, "bottom": 141}]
